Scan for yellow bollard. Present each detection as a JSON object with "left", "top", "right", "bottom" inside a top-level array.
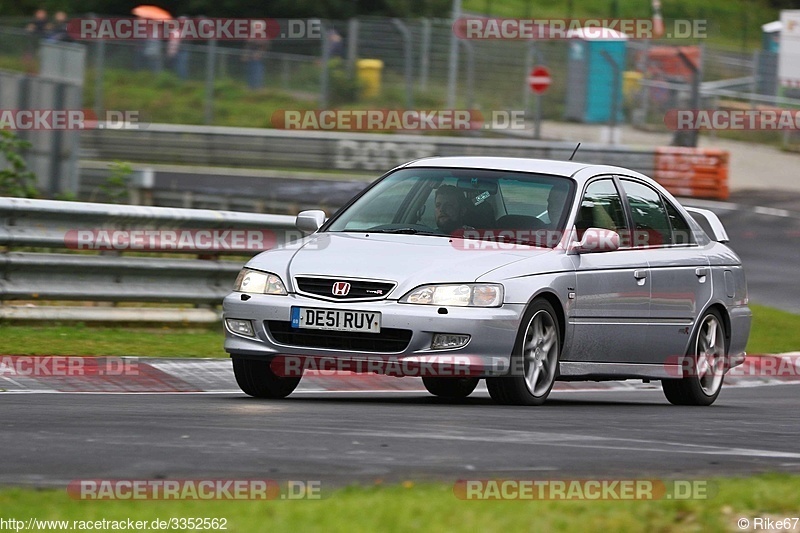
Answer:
[{"left": 356, "top": 59, "right": 384, "bottom": 99}]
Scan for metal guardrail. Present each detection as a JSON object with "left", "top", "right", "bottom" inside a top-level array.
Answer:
[
  {"left": 81, "top": 124, "right": 662, "bottom": 173},
  {"left": 0, "top": 197, "right": 296, "bottom": 308},
  {"left": 81, "top": 124, "right": 731, "bottom": 199}
]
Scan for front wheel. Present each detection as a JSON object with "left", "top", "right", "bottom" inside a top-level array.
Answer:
[
  {"left": 662, "top": 309, "right": 727, "bottom": 406},
  {"left": 422, "top": 377, "right": 480, "bottom": 398},
  {"left": 486, "top": 299, "right": 561, "bottom": 406},
  {"left": 232, "top": 357, "right": 301, "bottom": 399}
]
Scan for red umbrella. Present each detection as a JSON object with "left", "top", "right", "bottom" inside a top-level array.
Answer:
[{"left": 132, "top": 5, "right": 172, "bottom": 20}]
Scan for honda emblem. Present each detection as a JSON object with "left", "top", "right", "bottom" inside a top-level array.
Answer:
[{"left": 332, "top": 281, "right": 351, "bottom": 296}]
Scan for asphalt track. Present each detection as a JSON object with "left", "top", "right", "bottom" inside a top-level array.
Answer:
[{"left": 2, "top": 383, "right": 800, "bottom": 487}]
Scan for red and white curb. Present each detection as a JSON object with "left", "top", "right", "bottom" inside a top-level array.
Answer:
[{"left": 0, "top": 355, "right": 798, "bottom": 394}]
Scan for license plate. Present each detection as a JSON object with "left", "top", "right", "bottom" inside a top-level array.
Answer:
[{"left": 290, "top": 307, "right": 381, "bottom": 333}]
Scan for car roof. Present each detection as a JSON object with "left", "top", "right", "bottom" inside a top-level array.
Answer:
[{"left": 402, "top": 156, "right": 637, "bottom": 181}]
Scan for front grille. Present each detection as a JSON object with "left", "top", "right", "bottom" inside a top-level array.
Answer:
[
  {"left": 266, "top": 321, "right": 412, "bottom": 353},
  {"left": 295, "top": 276, "right": 395, "bottom": 301}
]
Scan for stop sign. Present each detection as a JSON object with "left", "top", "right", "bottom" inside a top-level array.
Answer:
[{"left": 528, "top": 66, "right": 551, "bottom": 94}]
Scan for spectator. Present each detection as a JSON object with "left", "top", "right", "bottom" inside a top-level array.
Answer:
[
  {"left": 327, "top": 28, "right": 344, "bottom": 59},
  {"left": 23, "top": 8, "right": 49, "bottom": 71},
  {"left": 26, "top": 8, "right": 49, "bottom": 39},
  {"left": 242, "top": 30, "right": 269, "bottom": 90},
  {"left": 46, "top": 11, "right": 72, "bottom": 42},
  {"left": 143, "top": 30, "right": 164, "bottom": 73},
  {"left": 167, "top": 17, "right": 189, "bottom": 79}
]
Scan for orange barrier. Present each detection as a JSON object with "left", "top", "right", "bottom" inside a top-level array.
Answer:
[{"left": 652, "top": 147, "right": 729, "bottom": 200}]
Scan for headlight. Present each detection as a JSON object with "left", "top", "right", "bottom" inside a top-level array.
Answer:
[
  {"left": 234, "top": 268, "right": 288, "bottom": 295},
  {"left": 400, "top": 284, "right": 503, "bottom": 307}
]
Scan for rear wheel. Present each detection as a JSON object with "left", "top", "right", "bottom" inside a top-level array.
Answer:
[
  {"left": 422, "top": 377, "right": 480, "bottom": 398},
  {"left": 486, "top": 299, "right": 560, "bottom": 406},
  {"left": 232, "top": 357, "right": 301, "bottom": 399},
  {"left": 662, "top": 309, "right": 727, "bottom": 406}
]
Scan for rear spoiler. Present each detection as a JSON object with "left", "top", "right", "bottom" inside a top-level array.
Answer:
[{"left": 684, "top": 207, "right": 729, "bottom": 243}]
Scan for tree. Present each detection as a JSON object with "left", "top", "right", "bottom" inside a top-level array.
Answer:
[{"left": 0, "top": 130, "right": 38, "bottom": 198}]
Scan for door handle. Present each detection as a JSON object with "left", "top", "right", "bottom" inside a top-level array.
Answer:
[
  {"left": 633, "top": 270, "right": 647, "bottom": 280},
  {"left": 695, "top": 268, "right": 708, "bottom": 277}
]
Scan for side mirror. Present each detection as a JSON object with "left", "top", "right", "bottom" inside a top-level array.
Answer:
[
  {"left": 295, "top": 210, "right": 326, "bottom": 234},
  {"left": 569, "top": 227, "right": 620, "bottom": 254}
]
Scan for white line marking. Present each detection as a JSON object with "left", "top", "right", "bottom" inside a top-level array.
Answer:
[
  {"left": 680, "top": 198, "right": 800, "bottom": 219},
  {"left": 753, "top": 206, "right": 791, "bottom": 217}
]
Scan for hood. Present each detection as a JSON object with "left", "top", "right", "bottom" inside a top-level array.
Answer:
[{"left": 246, "top": 232, "right": 552, "bottom": 297}]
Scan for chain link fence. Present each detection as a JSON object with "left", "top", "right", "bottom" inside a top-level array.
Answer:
[{"left": 2, "top": 16, "right": 800, "bottom": 146}]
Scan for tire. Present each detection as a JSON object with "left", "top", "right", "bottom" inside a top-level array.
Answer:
[
  {"left": 486, "top": 299, "right": 561, "bottom": 406},
  {"left": 232, "top": 356, "right": 301, "bottom": 399},
  {"left": 662, "top": 309, "right": 727, "bottom": 406},
  {"left": 422, "top": 376, "right": 480, "bottom": 398}
]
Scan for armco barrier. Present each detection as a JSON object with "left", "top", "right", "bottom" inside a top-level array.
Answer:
[
  {"left": 0, "top": 197, "right": 296, "bottom": 308},
  {"left": 81, "top": 125, "right": 730, "bottom": 200}
]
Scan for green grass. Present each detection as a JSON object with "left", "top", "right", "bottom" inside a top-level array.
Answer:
[
  {"left": 84, "top": 69, "right": 317, "bottom": 128},
  {"left": 745, "top": 304, "right": 800, "bottom": 355},
  {"left": 1, "top": 474, "right": 800, "bottom": 532},
  {"left": 0, "top": 324, "right": 226, "bottom": 358},
  {"left": 0, "top": 303, "right": 797, "bottom": 358}
]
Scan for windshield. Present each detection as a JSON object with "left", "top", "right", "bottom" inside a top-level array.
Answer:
[{"left": 325, "top": 168, "right": 576, "bottom": 248}]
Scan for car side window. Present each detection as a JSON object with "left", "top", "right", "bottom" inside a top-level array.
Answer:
[
  {"left": 577, "top": 179, "right": 627, "bottom": 241},
  {"left": 663, "top": 197, "right": 695, "bottom": 245},
  {"left": 621, "top": 180, "right": 673, "bottom": 247}
]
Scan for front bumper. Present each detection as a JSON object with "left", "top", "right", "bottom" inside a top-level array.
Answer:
[{"left": 223, "top": 292, "right": 525, "bottom": 377}]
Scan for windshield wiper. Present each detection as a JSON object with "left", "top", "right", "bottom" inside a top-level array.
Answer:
[{"left": 369, "top": 227, "right": 440, "bottom": 235}]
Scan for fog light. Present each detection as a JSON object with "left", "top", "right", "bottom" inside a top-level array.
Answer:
[
  {"left": 226, "top": 318, "right": 255, "bottom": 337},
  {"left": 431, "top": 334, "right": 470, "bottom": 350}
]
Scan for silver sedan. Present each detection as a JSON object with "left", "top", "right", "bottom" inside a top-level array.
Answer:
[{"left": 223, "top": 157, "right": 751, "bottom": 406}]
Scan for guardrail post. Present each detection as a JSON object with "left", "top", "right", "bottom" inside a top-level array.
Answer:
[
  {"left": 320, "top": 21, "right": 331, "bottom": 109},
  {"left": 600, "top": 49, "right": 621, "bottom": 145},
  {"left": 49, "top": 82, "right": 66, "bottom": 196},
  {"left": 446, "top": 0, "right": 462, "bottom": 108},
  {"left": 672, "top": 47, "right": 702, "bottom": 148},
  {"left": 392, "top": 18, "right": 414, "bottom": 110},
  {"left": 281, "top": 55, "right": 290, "bottom": 90},
  {"left": 419, "top": 18, "right": 431, "bottom": 91},
  {"left": 346, "top": 19, "right": 359, "bottom": 76},
  {"left": 204, "top": 38, "right": 217, "bottom": 125},
  {"left": 459, "top": 40, "right": 474, "bottom": 111},
  {"left": 93, "top": 40, "right": 105, "bottom": 118}
]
